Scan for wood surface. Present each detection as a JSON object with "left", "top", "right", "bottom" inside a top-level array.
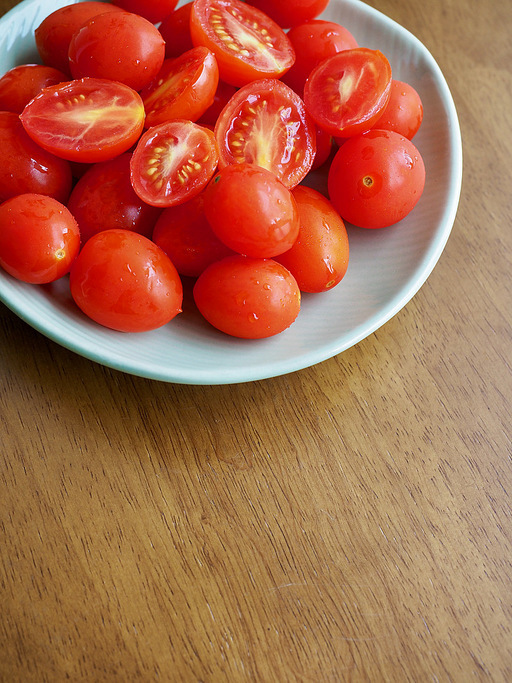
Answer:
[{"left": 1, "top": 0, "right": 511, "bottom": 680}]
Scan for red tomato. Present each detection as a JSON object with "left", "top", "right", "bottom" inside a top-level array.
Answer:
[
  {"left": 328, "top": 129, "right": 426, "bottom": 229},
  {"left": 152, "top": 191, "right": 235, "bottom": 278},
  {"left": 244, "top": 0, "right": 329, "bottom": 28},
  {"left": 0, "top": 111, "right": 72, "bottom": 204},
  {"left": 68, "top": 11, "right": 165, "bottom": 92},
  {"left": 193, "top": 255, "right": 301, "bottom": 338},
  {"left": 0, "top": 64, "right": 67, "bottom": 114},
  {"left": 282, "top": 20, "right": 359, "bottom": 95},
  {"left": 0, "top": 194, "right": 80, "bottom": 284},
  {"left": 159, "top": 3, "right": 194, "bottom": 59},
  {"left": 109, "top": 0, "right": 178, "bottom": 24},
  {"left": 203, "top": 164, "right": 300, "bottom": 258},
  {"left": 190, "top": 0, "right": 295, "bottom": 87},
  {"left": 311, "top": 125, "right": 334, "bottom": 170},
  {"left": 20, "top": 78, "right": 145, "bottom": 163},
  {"left": 130, "top": 120, "right": 219, "bottom": 207},
  {"left": 197, "top": 79, "right": 238, "bottom": 126},
  {"left": 140, "top": 47, "right": 219, "bottom": 128},
  {"left": 69, "top": 229, "right": 183, "bottom": 333},
  {"left": 275, "top": 185, "right": 349, "bottom": 292},
  {"left": 215, "top": 78, "right": 316, "bottom": 188},
  {"left": 67, "top": 153, "right": 162, "bottom": 244},
  {"left": 304, "top": 48, "right": 392, "bottom": 137},
  {"left": 35, "top": 1, "right": 123, "bottom": 75},
  {"left": 372, "top": 79, "right": 424, "bottom": 139}
]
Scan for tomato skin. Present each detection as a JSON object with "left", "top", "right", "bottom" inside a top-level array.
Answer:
[
  {"left": 69, "top": 229, "right": 183, "bottom": 333},
  {"left": 0, "top": 64, "right": 68, "bottom": 114},
  {"left": 244, "top": 0, "right": 329, "bottom": 28},
  {"left": 110, "top": 0, "right": 179, "bottom": 24},
  {"left": 282, "top": 20, "right": 359, "bottom": 95},
  {"left": 0, "top": 194, "right": 80, "bottom": 284},
  {"left": 304, "top": 48, "right": 392, "bottom": 137},
  {"left": 275, "top": 185, "right": 349, "bottom": 292},
  {"left": 130, "top": 119, "right": 219, "bottom": 208},
  {"left": 190, "top": 0, "right": 295, "bottom": 87},
  {"left": 0, "top": 112, "right": 72, "bottom": 204},
  {"left": 327, "top": 129, "right": 426, "bottom": 229},
  {"left": 20, "top": 78, "right": 145, "bottom": 164},
  {"left": 67, "top": 153, "right": 162, "bottom": 244},
  {"left": 68, "top": 11, "right": 165, "bottom": 92},
  {"left": 372, "top": 79, "right": 424, "bottom": 140},
  {"left": 215, "top": 78, "right": 316, "bottom": 189},
  {"left": 197, "top": 79, "right": 238, "bottom": 126},
  {"left": 35, "top": 2, "right": 123, "bottom": 75},
  {"left": 159, "top": 3, "right": 194, "bottom": 59},
  {"left": 140, "top": 47, "right": 219, "bottom": 128},
  {"left": 193, "top": 255, "right": 301, "bottom": 338}
]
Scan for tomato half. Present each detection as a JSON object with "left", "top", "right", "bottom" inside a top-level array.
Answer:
[
  {"left": 190, "top": 0, "right": 295, "bottom": 87},
  {"left": 215, "top": 78, "right": 316, "bottom": 188},
  {"left": 130, "top": 120, "right": 219, "bottom": 207},
  {"left": 304, "top": 48, "right": 392, "bottom": 137},
  {"left": 244, "top": 0, "right": 329, "bottom": 29},
  {"left": 20, "top": 78, "right": 145, "bottom": 163}
]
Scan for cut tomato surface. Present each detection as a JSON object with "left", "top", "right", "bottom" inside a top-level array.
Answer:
[{"left": 215, "top": 78, "right": 316, "bottom": 188}]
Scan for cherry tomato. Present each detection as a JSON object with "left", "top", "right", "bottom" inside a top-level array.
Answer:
[
  {"left": 130, "top": 119, "right": 219, "bottom": 207},
  {"left": 190, "top": 0, "right": 295, "bottom": 87},
  {"left": 0, "top": 194, "right": 80, "bottom": 284},
  {"left": 159, "top": 3, "right": 194, "bottom": 59},
  {"left": 0, "top": 64, "right": 67, "bottom": 114},
  {"left": 140, "top": 47, "right": 219, "bottom": 128},
  {"left": 372, "top": 79, "right": 424, "bottom": 139},
  {"left": 35, "top": 2, "right": 123, "bottom": 75},
  {"left": 0, "top": 111, "right": 72, "bottom": 204},
  {"left": 69, "top": 229, "right": 183, "bottom": 333},
  {"left": 193, "top": 255, "right": 301, "bottom": 338},
  {"left": 67, "top": 153, "right": 162, "bottom": 244},
  {"left": 20, "top": 78, "right": 145, "bottom": 164},
  {"left": 311, "top": 125, "right": 334, "bottom": 170},
  {"left": 68, "top": 11, "right": 165, "bottom": 92},
  {"left": 152, "top": 191, "right": 235, "bottom": 278},
  {"left": 197, "top": 79, "right": 238, "bottom": 126},
  {"left": 328, "top": 129, "right": 426, "bottom": 229},
  {"left": 275, "top": 185, "right": 349, "bottom": 292},
  {"left": 304, "top": 48, "right": 392, "bottom": 137},
  {"left": 244, "top": 0, "right": 329, "bottom": 28},
  {"left": 110, "top": 0, "right": 178, "bottom": 24},
  {"left": 215, "top": 78, "right": 316, "bottom": 188},
  {"left": 203, "top": 164, "right": 299, "bottom": 258},
  {"left": 282, "top": 20, "right": 359, "bottom": 95}
]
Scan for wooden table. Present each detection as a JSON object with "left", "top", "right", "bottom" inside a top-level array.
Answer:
[{"left": 1, "top": 0, "right": 511, "bottom": 680}]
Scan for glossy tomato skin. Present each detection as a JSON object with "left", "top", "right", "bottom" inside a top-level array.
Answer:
[
  {"left": 35, "top": 2, "right": 123, "bottom": 75},
  {"left": 130, "top": 120, "right": 219, "bottom": 208},
  {"left": 0, "top": 112, "right": 72, "bottom": 204},
  {"left": 275, "top": 185, "right": 349, "bottom": 292},
  {"left": 244, "top": 0, "right": 329, "bottom": 28},
  {"left": 372, "top": 79, "right": 424, "bottom": 140},
  {"left": 68, "top": 11, "right": 165, "bottom": 92},
  {"left": 0, "top": 64, "right": 67, "bottom": 114},
  {"left": 215, "top": 78, "right": 316, "bottom": 189},
  {"left": 0, "top": 194, "right": 80, "bottom": 284},
  {"left": 69, "top": 229, "right": 183, "bottom": 333},
  {"left": 140, "top": 47, "right": 219, "bottom": 128},
  {"left": 190, "top": 0, "right": 295, "bottom": 87},
  {"left": 20, "top": 78, "right": 145, "bottom": 164},
  {"left": 198, "top": 79, "right": 238, "bottom": 126},
  {"left": 67, "top": 153, "right": 162, "bottom": 244},
  {"left": 328, "top": 129, "right": 426, "bottom": 229},
  {"left": 152, "top": 191, "right": 235, "bottom": 278},
  {"left": 110, "top": 0, "right": 178, "bottom": 24},
  {"left": 193, "top": 255, "right": 301, "bottom": 339},
  {"left": 159, "top": 3, "right": 194, "bottom": 59},
  {"left": 304, "top": 48, "right": 392, "bottom": 137},
  {"left": 203, "top": 164, "right": 300, "bottom": 258},
  {"left": 282, "top": 20, "right": 359, "bottom": 95}
]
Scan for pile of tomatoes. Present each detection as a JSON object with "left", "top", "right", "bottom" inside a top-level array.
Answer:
[{"left": 0, "top": 0, "right": 425, "bottom": 338}]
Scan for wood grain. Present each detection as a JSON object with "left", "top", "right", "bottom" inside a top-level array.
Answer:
[{"left": 1, "top": 0, "right": 511, "bottom": 681}]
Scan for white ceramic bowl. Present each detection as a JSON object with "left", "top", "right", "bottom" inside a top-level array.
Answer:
[{"left": 0, "top": 0, "right": 462, "bottom": 384}]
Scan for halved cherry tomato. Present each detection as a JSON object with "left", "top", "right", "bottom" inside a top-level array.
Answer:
[
  {"left": 244, "top": 0, "right": 329, "bottom": 29},
  {"left": 20, "top": 78, "right": 145, "bottom": 164},
  {"left": 110, "top": 0, "right": 178, "bottom": 24},
  {"left": 0, "top": 64, "right": 67, "bottom": 114},
  {"left": 130, "top": 119, "right": 219, "bottom": 207},
  {"left": 304, "top": 48, "right": 392, "bottom": 137},
  {"left": 372, "top": 79, "right": 424, "bottom": 139},
  {"left": 215, "top": 78, "right": 316, "bottom": 188},
  {"left": 140, "top": 47, "right": 219, "bottom": 128},
  {"left": 159, "top": 3, "right": 194, "bottom": 59},
  {"left": 190, "top": 0, "right": 295, "bottom": 87}
]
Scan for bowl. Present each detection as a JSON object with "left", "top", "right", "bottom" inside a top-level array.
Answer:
[{"left": 0, "top": 0, "right": 463, "bottom": 385}]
